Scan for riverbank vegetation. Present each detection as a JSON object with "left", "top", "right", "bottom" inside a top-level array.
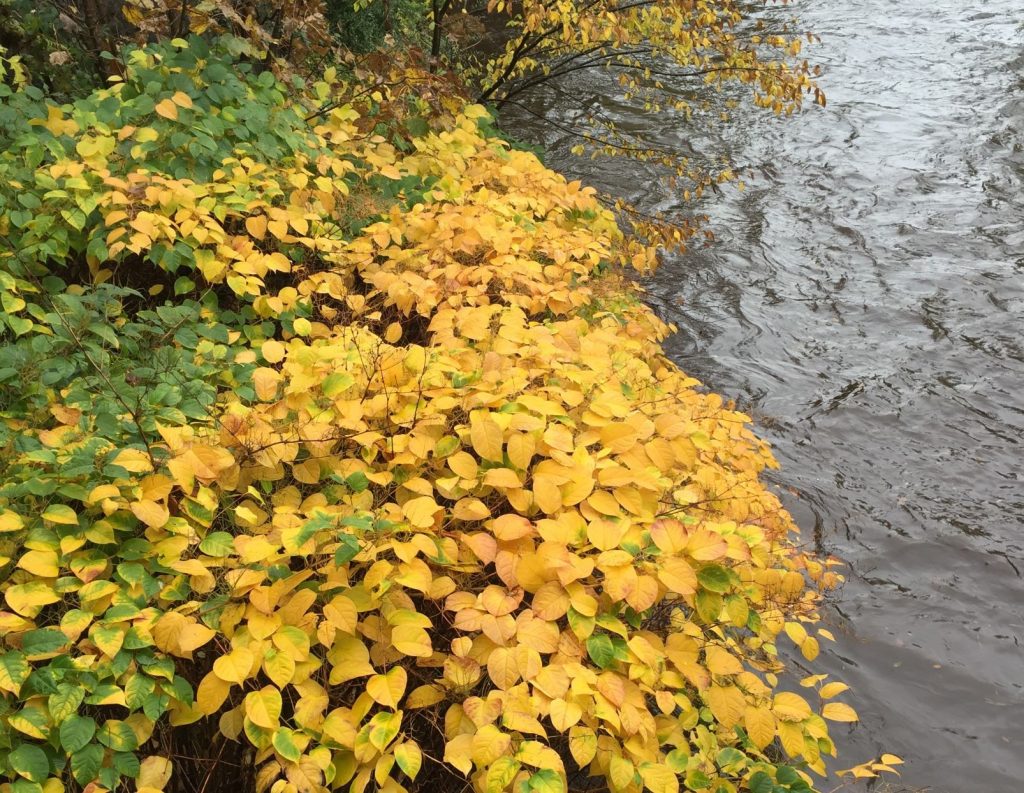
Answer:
[{"left": 0, "top": 3, "right": 894, "bottom": 793}]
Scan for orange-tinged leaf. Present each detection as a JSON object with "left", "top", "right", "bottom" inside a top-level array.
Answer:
[
  {"left": 532, "top": 582, "right": 569, "bottom": 620},
  {"left": 685, "top": 529, "right": 728, "bottom": 561},
  {"left": 155, "top": 99, "right": 178, "bottom": 119},
  {"left": 245, "top": 215, "right": 268, "bottom": 239},
  {"left": 487, "top": 647, "right": 519, "bottom": 689},
  {"left": 656, "top": 557, "right": 696, "bottom": 595},
  {"left": 549, "top": 699, "right": 582, "bottom": 732}
]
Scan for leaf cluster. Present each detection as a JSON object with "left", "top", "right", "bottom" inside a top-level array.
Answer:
[{"left": 0, "top": 36, "right": 869, "bottom": 793}]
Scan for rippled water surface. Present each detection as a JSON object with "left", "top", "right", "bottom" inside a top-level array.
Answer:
[{"left": 504, "top": 2, "right": 1024, "bottom": 790}]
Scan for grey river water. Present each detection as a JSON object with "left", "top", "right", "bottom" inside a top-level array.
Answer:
[{"left": 503, "top": 2, "right": 1024, "bottom": 790}]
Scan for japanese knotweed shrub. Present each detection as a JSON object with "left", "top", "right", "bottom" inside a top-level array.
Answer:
[{"left": 0, "top": 35, "right": 870, "bottom": 793}]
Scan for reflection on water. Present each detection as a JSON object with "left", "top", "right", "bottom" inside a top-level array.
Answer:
[{"left": 503, "top": 2, "right": 1024, "bottom": 790}]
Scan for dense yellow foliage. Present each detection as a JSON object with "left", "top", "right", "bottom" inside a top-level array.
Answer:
[{"left": 0, "top": 40, "right": 887, "bottom": 793}]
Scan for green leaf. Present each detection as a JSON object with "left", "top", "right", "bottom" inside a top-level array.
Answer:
[
  {"left": 97, "top": 719, "right": 138, "bottom": 752},
  {"left": 70, "top": 744, "right": 104, "bottom": 785},
  {"left": 322, "top": 372, "right": 355, "bottom": 398},
  {"left": 48, "top": 685, "right": 86, "bottom": 723},
  {"left": 747, "top": 772, "right": 773, "bottom": 793},
  {"left": 696, "top": 564, "right": 731, "bottom": 593},
  {"left": 0, "top": 651, "right": 30, "bottom": 694},
  {"left": 199, "top": 531, "right": 234, "bottom": 557},
  {"left": 8, "top": 743, "right": 49, "bottom": 782},
  {"left": 345, "top": 471, "right": 369, "bottom": 492},
  {"left": 334, "top": 534, "right": 360, "bottom": 565},
  {"left": 60, "top": 715, "right": 97, "bottom": 753},
  {"left": 525, "top": 769, "right": 565, "bottom": 793},
  {"left": 272, "top": 728, "right": 302, "bottom": 762},
  {"left": 585, "top": 634, "right": 615, "bottom": 669}
]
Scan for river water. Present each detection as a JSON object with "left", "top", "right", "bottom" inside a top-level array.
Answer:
[{"left": 502, "top": 2, "right": 1024, "bottom": 790}]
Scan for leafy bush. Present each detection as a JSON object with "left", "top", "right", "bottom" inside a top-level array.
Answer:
[{"left": 0, "top": 36, "right": 864, "bottom": 793}]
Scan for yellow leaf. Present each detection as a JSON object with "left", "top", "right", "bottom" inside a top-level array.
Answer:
[
  {"left": 405, "top": 684, "right": 445, "bottom": 709},
  {"left": 131, "top": 499, "right": 169, "bottom": 529},
  {"left": 245, "top": 686, "right": 283, "bottom": 729},
  {"left": 17, "top": 549, "right": 59, "bottom": 578},
  {"left": 261, "top": 339, "right": 286, "bottom": 364},
  {"left": 448, "top": 452, "right": 478, "bottom": 479},
  {"left": 394, "top": 741, "right": 422, "bottom": 780},
  {"left": 246, "top": 215, "right": 268, "bottom": 240},
  {"left": 402, "top": 496, "right": 440, "bottom": 529},
  {"left": 639, "top": 762, "right": 678, "bottom": 793},
  {"left": 507, "top": 432, "right": 536, "bottom": 469},
  {"left": 42, "top": 504, "right": 78, "bottom": 525},
  {"left": 487, "top": 647, "right": 520, "bottom": 689},
  {"left": 818, "top": 682, "right": 850, "bottom": 699},
  {"left": 138, "top": 756, "right": 173, "bottom": 790},
  {"left": 706, "top": 684, "right": 745, "bottom": 729},
  {"left": 773, "top": 691, "right": 812, "bottom": 722},
  {"left": 568, "top": 726, "right": 597, "bottom": 767},
  {"left": 784, "top": 622, "right": 808, "bottom": 645},
  {"left": 822, "top": 702, "right": 858, "bottom": 722},
  {"left": 181, "top": 622, "right": 215, "bottom": 652},
  {"left": 391, "top": 625, "right": 432, "bottom": 658},
  {"left": 196, "top": 671, "right": 231, "bottom": 715},
  {"left": 367, "top": 667, "right": 407, "bottom": 709},
  {"left": 5, "top": 582, "right": 59, "bottom": 616},
  {"left": 263, "top": 649, "right": 296, "bottom": 688},
  {"left": 252, "top": 367, "right": 281, "bottom": 401},
  {"left": 111, "top": 448, "right": 153, "bottom": 473},
  {"left": 470, "top": 412, "right": 504, "bottom": 463},
  {"left": 801, "top": 636, "right": 820, "bottom": 661},
  {"left": 328, "top": 635, "right": 376, "bottom": 683},
  {"left": 587, "top": 518, "right": 625, "bottom": 551},
  {"left": 170, "top": 91, "right": 193, "bottom": 108},
  {"left": 744, "top": 706, "right": 776, "bottom": 750},
  {"left": 444, "top": 734, "right": 473, "bottom": 775},
  {"left": 213, "top": 647, "right": 256, "bottom": 685},
  {"left": 0, "top": 510, "right": 24, "bottom": 532},
  {"left": 705, "top": 645, "right": 743, "bottom": 676}
]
